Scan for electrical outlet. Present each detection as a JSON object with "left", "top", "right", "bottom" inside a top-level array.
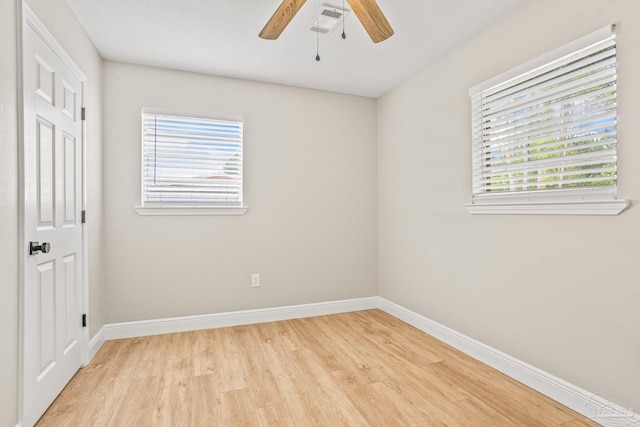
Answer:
[{"left": 251, "top": 273, "right": 260, "bottom": 287}]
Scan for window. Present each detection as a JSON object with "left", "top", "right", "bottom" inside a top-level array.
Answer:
[
  {"left": 135, "top": 110, "right": 247, "bottom": 216},
  {"left": 465, "top": 25, "right": 628, "bottom": 215}
]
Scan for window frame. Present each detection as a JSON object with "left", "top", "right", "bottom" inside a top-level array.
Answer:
[
  {"left": 465, "top": 25, "right": 628, "bottom": 215},
  {"left": 135, "top": 108, "right": 247, "bottom": 216}
]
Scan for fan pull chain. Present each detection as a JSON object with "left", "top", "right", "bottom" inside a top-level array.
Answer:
[{"left": 342, "top": 0, "right": 346, "bottom": 39}]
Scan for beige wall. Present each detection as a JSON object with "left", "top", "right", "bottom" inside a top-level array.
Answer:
[
  {"left": 4, "top": 0, "right": 637, "bottom": 424},
  {"left": 0, "top": 0, "right": 19, "bottom": 424},
  {"left": 0, "top": 0, "right": 103, "bottom": 425},
  {"left": 378, "top": 0, "right": 640, "bottom": 412},
  {"left": 102, "top": 61, "right": 378, "bottom": 323}
]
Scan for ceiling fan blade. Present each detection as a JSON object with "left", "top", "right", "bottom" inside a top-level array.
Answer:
[
  {"left": 346, "top": 0, "right": 394, "bottom": 43},
  {"left": 259, "top": 0, "right": 308, "bottom": 40}
]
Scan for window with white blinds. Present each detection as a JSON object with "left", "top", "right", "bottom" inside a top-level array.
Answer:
[
  {"left": 466, "top": 25, "right": 627, "bottom": 215},
  {"left": 141, "top": 111, "right": 244, "bottom": 209}
]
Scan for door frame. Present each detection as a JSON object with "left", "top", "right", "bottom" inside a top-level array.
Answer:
[{"left": 17, "top": 2, "right": 89, "bottom": 424}]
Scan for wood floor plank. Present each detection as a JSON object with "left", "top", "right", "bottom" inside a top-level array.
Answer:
[
  {"left": 36, "top": 309, "right": 598, "bottom": 426},
  {"left": 215, "top": 327, "right": 249, "bottom": 392},
  {"left": 431, "top": 357, "right": 578, "bottom": 426},
  {"left": 455, "top": 396, "right": 536, "bottom": 427},
  {"left": 325, "top": 316, "right": 470, "bottom": 409},
  {"left": 292, "top": 315, "right": 387, "bottom": 385},
  {"left": 233, "top": 324, "right": 283, "bottom": 408},
  {"left": 192, "top": 329, "right": 219, "bottom": 377},
  {"left": 107, "top": 376, "right": 164, "bottom": 426},
  {"left": 557, "top": 418, "right": 601, "bottom": 427},
  {"left": 220, "top": 389, "right": 260, "bottom": 426},
  {"left": 290, "top": 347, "right": 371, "bottom": 425},
  {"left": 255, "top": 404, "right": 296, "bottom": 427},
  {"left": 186, "top": 374, "right": 221, "bottom": 425},
  {"left": 329, "top": 370, "right": 407, "bottom": 426},
  {"left": 253, "top": 322, "right": 334, "bottom": 426}
]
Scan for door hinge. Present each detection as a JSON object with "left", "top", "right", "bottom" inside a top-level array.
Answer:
[
  {"left": 81, "top": 107, "right": 86, "bottom": 121},
  {"left": 82, "top": 313, "right": 87, "bottom": 328},
  {"left": 81, "top": 210, "right": 86, "bottom": 224}
]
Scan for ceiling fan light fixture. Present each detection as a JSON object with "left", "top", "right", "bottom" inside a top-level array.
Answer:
[
  {"left": 309, "top": 4, "right": 350, "bottom": 36},
  {"left": 259, "top": 0, "right": 393, "bottom": 43}
]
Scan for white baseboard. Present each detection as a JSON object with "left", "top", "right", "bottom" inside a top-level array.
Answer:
[
  {"left": 377, "top": 298, "right": 640, "bottom": 427},
  {"left": 104, "top": 296, "right": 379, "bottom": 340},
  {"left": 86, "top": 326, "right": 105, "bottom": 365}
]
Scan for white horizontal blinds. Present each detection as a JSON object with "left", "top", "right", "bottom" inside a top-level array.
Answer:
[
  {"left": 143, "top": 113, "right": 243, "bottom": 206},
  {"left": 473, "top": 37, "right": 617, "bottom": 196}
]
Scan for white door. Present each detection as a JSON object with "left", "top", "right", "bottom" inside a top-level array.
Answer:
[{"left": 22, "top": 12, "right": 85, "bottom": 427}]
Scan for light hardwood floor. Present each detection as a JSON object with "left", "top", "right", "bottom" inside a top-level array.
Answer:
[{"left": 36, "top": 310, "right": 598, "bottom": 426}]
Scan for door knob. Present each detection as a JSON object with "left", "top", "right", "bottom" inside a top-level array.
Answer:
[{"left": 29, "top": 242, "right": 51, "bottom": 255}]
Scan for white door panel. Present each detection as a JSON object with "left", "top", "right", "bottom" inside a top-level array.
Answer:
[{"left": 22, "top": 14, "right": 85, "bottom": 427}]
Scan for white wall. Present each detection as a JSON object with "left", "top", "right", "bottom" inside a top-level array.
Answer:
[
  {"left": 103, "top": 61, "right": 378, "bottom": 323},
  {"left": 378, "top": 0, "right": 640, "bottom": 412},
  {"left": 0, "top": 0, "right": 104, "bottom": 425}
]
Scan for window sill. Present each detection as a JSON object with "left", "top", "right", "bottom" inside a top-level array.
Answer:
[
  {"left": 134, "top": 206, "right": 248, "bottom": 216},
  {"left": 464, "top": 200, "right": 629, "bottom": 216}
]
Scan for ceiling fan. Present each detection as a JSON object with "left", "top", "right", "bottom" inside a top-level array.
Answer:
[{"left": 259, "top": 0, "right": 394, "bottom": 43}]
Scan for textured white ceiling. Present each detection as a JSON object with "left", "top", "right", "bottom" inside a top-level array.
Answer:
[{"left": 64, "top": 0, "right": 527, "bottom": 98}]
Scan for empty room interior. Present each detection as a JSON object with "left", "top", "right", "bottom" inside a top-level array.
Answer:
[{"left": 1, "top": 0, "right": 639, "bottom": 425}]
